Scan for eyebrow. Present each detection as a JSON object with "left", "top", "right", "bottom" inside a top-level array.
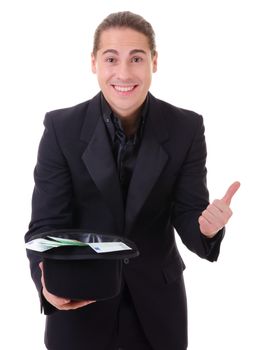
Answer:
[{"left": 102, "top": 49, "right": 147, "bottom": 55}]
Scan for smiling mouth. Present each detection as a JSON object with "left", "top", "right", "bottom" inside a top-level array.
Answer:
[{"left": 112, "top": 85, "right": 138, "bottom": 93}]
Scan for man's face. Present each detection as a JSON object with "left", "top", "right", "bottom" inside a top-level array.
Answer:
[{"left": 91, "top": 28, "right": 157, "bottom": 118}]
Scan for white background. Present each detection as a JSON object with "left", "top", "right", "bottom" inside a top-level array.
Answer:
[{"left": 1, "top": 0, "right": 266, "bottom": 349}]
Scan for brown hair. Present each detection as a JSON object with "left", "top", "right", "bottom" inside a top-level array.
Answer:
[{"left": 93, "top": 11, "right": 156, "bottom": 56}]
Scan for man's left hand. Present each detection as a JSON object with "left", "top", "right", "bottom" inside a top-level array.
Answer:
[{"left": 198, "top": 181, "right": 240, "bottom": 238}]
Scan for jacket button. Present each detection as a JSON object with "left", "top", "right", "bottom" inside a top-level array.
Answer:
[{"left": 123, "top": 258, "right": 129, "bottom": 264}]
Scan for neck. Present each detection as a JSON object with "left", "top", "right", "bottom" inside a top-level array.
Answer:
[{"left": 115, "top": 108, "right": 142, "bottom": 138}]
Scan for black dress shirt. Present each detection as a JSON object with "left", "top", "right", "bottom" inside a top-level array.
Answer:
[
  {"left": 101, "top": 93, "right": 148, "bottom": 204},
  {"left": 100, "top": 94, "right": 152, "bottom": 348}
]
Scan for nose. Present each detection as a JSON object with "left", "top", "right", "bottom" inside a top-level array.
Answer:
[{"left": 116, "top": 61, "right": 131, "bottom": 81}]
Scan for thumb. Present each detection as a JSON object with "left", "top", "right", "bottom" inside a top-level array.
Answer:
[
  {"left": 221, "top": 181, "right": 240, "bottom": 206},
  {"left": 39, "top": 262, "right": 46, "bottom": 287},
  {"left": 39, "top": 261, "right": 43, "bottom": 271}
]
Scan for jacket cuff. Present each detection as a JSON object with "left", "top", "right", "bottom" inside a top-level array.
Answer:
[
  {"left": 201, "top": 227, "right": 225, "bottom": 262},
  {"left": 39, "top": 289, "right": 58, "bottom": 315}
]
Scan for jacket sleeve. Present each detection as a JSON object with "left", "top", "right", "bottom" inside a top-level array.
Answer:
[
  {"left": 171, "top": 115, "right": 224, "bottom": 262},
  {"left": 25, "top": 112, "right": 74, "bottom": 314}
]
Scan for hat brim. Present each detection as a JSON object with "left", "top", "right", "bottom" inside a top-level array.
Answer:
[{"left": 27, "top": 229, "right": 139, "bottom": 260}]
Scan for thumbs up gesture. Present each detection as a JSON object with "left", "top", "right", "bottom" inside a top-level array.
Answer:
[{"left": 198, "top": 181, "right": 240, "bottom": 238}]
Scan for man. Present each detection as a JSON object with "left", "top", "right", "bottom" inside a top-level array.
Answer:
[{"left": 25, "top": 11, "right": 240, "bottom": 350}]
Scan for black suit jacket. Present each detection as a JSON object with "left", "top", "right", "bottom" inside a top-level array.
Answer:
[{"left": 25, "top": 92, "right": 224, "bottom": 350}]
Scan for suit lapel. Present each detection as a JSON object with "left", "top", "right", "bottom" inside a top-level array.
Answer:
[
  {"left": 80, "top": 94, "right": 124, "bottom": 234},
  {"left": 80, "top": 93, "right": 169, "bottom": 236},
  {"left": 125, "top": 94, "right": 169, "bottom": 235}
]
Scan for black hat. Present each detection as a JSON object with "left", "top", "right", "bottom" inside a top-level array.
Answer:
[{"left": 26, "top": 229, "right": 139, "bottom": 301}]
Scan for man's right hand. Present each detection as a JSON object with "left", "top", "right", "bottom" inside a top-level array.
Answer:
[{"left": 39, "top": 262, "right": 96, "bottom": 311}]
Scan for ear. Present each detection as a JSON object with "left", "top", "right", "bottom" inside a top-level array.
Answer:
[
  {"left": 91, "top": 53, "right": 97, "bottom": 74},
  {"left": 152, "top": 51, "right": 158, "bottom": 73}
]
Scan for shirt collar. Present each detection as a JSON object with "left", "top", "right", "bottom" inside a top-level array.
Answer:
[{"left": 100, "top": 92, "right": 149, "bottom": 141}]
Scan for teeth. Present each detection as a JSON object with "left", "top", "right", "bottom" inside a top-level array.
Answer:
[{"left": 113, "top": 85, "right": 135, "bottom": 92}]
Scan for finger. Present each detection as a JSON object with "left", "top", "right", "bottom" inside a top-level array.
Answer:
[
  {"left": 42, "top": 287, "right": 71, "bottom": 308},
  {"left": 59, "top": 300, "right": 96, "bottom": 311},
  {"left": 46, "top": 291, "right": 71, "bottom": 307},
  {"left": 39, "top": 261, "right": 43, "bottom": 272},
  {"left": 221, "top": 181, "right": 240, "bottom": 206},
  {"left": 39, "top": 262, "right": 71, "bottom": 305},
  {"left": 212, "top": 200, "right": 233, "bottom": 217},
  {"left": 198, "top": 216, "right": 218, "bottom": 236},
  {"left": 198, "top": 215, "right": 210, "bottom": 231},
  {"left": 202, "top": 207, "right": 225, "bottom": 228},
  {"left": 39, "top": 262, "right": 46, "bottom": 288}
]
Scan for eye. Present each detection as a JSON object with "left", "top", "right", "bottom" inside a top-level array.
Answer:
[
  {"left": 131, "top": 56, "right": 143, "bottom": 63},
  {"left": 105, "top": 57, "right": 116, "bottom": 63}
]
